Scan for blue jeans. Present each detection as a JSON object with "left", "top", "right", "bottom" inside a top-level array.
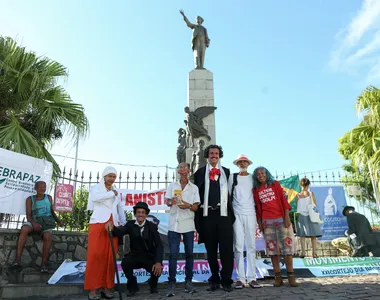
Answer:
[{"left": 168, "top": 230, "right": 194, "bottom": 283}]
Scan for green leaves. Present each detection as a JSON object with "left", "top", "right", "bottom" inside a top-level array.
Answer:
[
  {"left": 0, "top": 36, "right": 89, "bottom": 178},
  {"left": 338, "top": 85, "right": 380, "bottom": 204}
]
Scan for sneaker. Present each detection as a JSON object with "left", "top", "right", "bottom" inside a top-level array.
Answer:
[
  {"left": 234, "top": 281, "right": 244, "bottom": 289},
  {"left": 249, "top": 280, "right": 261, "bottom": 288},
  {"left": 166, "top": 282, "right": 175, "bottom": 297},
  {"left": 185, "top": 280, "right": 197, "bottom": 294}
]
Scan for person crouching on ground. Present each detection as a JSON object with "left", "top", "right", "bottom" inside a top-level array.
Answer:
[{"left": 106, "top": 202, "right": 163, "bottom": 297}]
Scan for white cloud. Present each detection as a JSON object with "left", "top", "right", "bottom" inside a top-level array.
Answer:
[{"left": 329, "top": 0, "right": 380, "bottom": 82}]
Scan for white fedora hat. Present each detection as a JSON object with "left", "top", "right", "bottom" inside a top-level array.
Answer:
[{"left": 233, "top": 154, "right": 253, "bottom": 166}]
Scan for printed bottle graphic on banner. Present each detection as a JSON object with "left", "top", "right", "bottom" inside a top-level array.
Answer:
[{"left": 324, "top": 188, "right": 337, "bottom": 216}]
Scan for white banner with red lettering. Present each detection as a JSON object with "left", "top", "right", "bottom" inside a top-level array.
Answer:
[{"left": 118, "top": 188, "right": 168, "bottom": 211}]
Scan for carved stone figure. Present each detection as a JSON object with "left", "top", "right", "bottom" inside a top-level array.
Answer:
[
  {"left": 179, "top": 9, "right": 210, "bottom": 69},
  {"left": 191, "top": 139, "right": 206, "bottom": 174},
  {"left": 176, "top": 128, "right": 187, "bottom": 164},
  {"left": 184, "top": 106, "right": 216, "bottom": 147}
]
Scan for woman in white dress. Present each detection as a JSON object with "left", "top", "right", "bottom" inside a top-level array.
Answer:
[{"left": 296, "top": 178, "right": 322, "bottom": 258}]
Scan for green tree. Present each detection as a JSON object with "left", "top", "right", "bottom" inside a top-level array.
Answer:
[
  {"left": 0, "top": 36, "right": 89, "bottom": 177},
  {"left": 57, "top": 185, "right": 92, "bottom": 231},
  {"left": 338, "top": 86, "right": 380, "bottom": 207},
  {"left": 56, "top": 185, "right": 133, "bottom": 231}
]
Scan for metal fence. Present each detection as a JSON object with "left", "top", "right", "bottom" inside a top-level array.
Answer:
[{"left": 1, "top": 167, "right": 379, "bottom": 257}]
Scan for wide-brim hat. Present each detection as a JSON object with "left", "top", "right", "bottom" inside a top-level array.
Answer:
[
  {"left": 133, "top": 202, "right": 150, "bottom": 215},
  {"left": 233, "top": 154, "right": 253, "bottom": 166},
  {"left": 342, "top": 206, "right": 355, "bottom": 216}
]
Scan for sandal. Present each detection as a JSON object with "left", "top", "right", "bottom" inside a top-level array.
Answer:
[
  {"left": 100, "top": 291, "right": 114, "bottom": 299},
  {"left": 287, "top": 272, "right": 299, "bottom": 287},
  {"left": 273, "top": 272, "right": 283, "bottom": 287},
  {"left": 40, "top": 265, "right": 49, "bottom": 273},
  {"left": 249, "top": 280, "right": 261, "bottom": 288},
  {"left": 10, "top": 262, "right": 22, "bottom": 269},
  {"left": 88, "top": 295, "right": 100, "bottom": 300}
]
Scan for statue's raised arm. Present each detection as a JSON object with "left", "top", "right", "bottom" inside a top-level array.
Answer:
[
  {"left": 179, "top": 9, "right": 195, "bottom": 29},
  {"left": 179, "top": 9, "right": 209, "bottom": 69}
]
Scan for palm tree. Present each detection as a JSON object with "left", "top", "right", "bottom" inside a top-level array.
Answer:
[
  {"left": 338, "top": 86, "right": 380, "bottom": 204},
  {"left": 0, "top": 36, "right": 89, "bottom": 177}
]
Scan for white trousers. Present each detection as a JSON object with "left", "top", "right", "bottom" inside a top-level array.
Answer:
[{"left": 233, "top": 214, "right": 257, "bottom": 281}]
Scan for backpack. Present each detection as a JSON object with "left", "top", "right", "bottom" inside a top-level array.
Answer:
[{"left": 230, "top": 173, "right": 239, "bottom": 202}]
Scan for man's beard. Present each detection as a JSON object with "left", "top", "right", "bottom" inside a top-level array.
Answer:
[{"left": 239, "top": 167, "right": 248, "bottom": 172}]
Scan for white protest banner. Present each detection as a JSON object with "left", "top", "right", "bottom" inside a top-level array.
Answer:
[
  {"left": 0, "top": 148, "right": 53, "bottom": 214},
  {"left": 48, "top": 259, "right": 264, "bottom": 285},
  {"left": 118, "top": 188, "right": 168, "bottom": 211}
]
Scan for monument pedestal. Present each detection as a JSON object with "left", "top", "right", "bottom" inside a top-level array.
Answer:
[{"left": 185, "top": 69, "right": 216, "bottom": 166}]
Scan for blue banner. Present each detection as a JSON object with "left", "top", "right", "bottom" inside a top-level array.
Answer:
[{"left": 309, "top": 186, "right": 348, "bottom": 241}]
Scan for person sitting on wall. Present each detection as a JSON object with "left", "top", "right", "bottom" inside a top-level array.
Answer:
[
  {"left": 343, "top": 206, "right": 380, "bottom": 257},
  {"left": 12, "top": 181, "right": 64, "bottom": 273},
  {"left": 105, "top": 202, "right": 163, "bottom": 297}
]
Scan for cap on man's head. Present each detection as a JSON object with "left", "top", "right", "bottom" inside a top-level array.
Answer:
[
  {"left": 342, "top": 206, "right": 355, "bottom": 216},
  {"left": 133, "top": 202, "right": 150, "bottom": 215},
  {"left": 233, "top": 154, "right": 253, "bottom": 166}
]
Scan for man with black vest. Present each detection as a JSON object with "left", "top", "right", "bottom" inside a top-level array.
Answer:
[
  {"left": 229, "top": 154, "right": 261, "bottom": 289},
  {"left": 194, "top": 145, "right": 234, "bottom": 292}
]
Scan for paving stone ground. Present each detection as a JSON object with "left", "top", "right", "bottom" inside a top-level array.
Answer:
[{"left": 51, "top": 274, "right": 380, "bottom": 300}]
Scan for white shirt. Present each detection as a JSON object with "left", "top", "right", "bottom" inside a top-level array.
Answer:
[
  {"left": 297, "top": 194, "right": 312, "bottom": 216},
  {"left": 135, "top": 219, "right": 146, "bottom": 236},
  {"left": 165, "top": 181, "right": 200, "bottom": 233},
  {"left": 228, "top": 173, "right": 255, "bottom": 215},
  {"left": 87, "top": 182, "right": 126, "bottom": 226}
]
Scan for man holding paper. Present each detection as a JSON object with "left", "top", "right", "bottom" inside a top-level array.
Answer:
[{"left": 165, "top": 162, "right": 200, "bottom": 297}]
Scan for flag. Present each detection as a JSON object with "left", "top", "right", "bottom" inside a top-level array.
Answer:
[{"left": 279, "top": 175, "right": 301, "bottom": 212}]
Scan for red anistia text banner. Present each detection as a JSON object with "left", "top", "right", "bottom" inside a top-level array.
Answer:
[{"left": 118, "top": 188, "right": 168, "bottom": 211}]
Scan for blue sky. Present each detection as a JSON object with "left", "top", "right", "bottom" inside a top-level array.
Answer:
[{"left": 1, "top": 0, "right": 379, "bottom": 180}]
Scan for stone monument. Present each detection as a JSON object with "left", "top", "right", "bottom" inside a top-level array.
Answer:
[{"left": 177, "top": 10, "right": 216, "bottom": 174}]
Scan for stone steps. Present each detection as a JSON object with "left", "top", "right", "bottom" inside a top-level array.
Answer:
[{"left": 0, "top": 283, "right": 84, "bottom": 299}]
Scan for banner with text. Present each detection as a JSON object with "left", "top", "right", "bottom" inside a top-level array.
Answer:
[
  {"left": 49, "top": 257, "right": 380, "bottom": 285},
  {"left": 309, "top": 186, "right": 348, "bottom": 241},
  {"left": 119, "top": 188, "right": 167, "bottom": 211},
  {"left": 0, "top": 148, "right": 53, "bottom": 214},
  {"left": 48, "top": 259, "right": 264, "bottom": 285},
  {"left": 54, "top": 183, "right": 74, "bottom": 212},
  {"left": 257, "top": 256, "right": 380, "bottom": 277}
]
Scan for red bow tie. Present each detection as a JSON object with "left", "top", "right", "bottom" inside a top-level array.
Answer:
[{"left": 209, "top": 168, "right": 221, "bottom": 181}]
